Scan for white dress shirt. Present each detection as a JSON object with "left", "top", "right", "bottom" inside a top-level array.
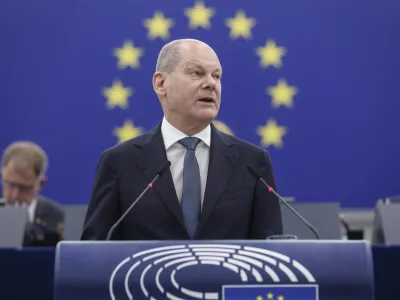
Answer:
[
  {"left": 161, "top": 117, "right": 210, "bottom": 208},
  {"left": 27, "top": 198, "right": 38, "bottom": 223}
]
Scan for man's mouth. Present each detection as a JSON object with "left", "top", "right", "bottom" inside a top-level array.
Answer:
[{"left": 198, "top": 97, "right": 215, "bottom": 103}]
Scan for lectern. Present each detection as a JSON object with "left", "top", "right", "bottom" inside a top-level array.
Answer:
[{"left": 54, "top": 240, "right": 374, "bottom": 300}]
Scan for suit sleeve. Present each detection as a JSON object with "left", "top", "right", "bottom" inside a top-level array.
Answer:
[
  {"left": 80, "top": 150, "right": 121, "bottom": 240},
  {"left": 249, "top": 150, "right": 283, "bottom": 239}
]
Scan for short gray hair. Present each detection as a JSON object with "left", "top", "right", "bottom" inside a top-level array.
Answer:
[
  {"left": 155, "top": 40, "right": 184, "bottom": 73},
  {"left": 1, "top": 141, "right": 48, "bottom": 178}
]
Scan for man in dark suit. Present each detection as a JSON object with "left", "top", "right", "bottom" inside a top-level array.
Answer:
[
  {"left": 23, "top": 196, "right": 65, "bottom": 246},
  {"left": 0, "top": 141, "right": 65, "bottom": 246},
  {"left": 81, "top": 39, "right": 282, "bottom": 241}
]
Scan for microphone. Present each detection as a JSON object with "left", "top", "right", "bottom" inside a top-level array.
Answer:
[
  {"left": 339, "top": 214, "right": 350, "bottom": 233},
  {"left": 105, "top": 161, "right": 171, "bottom": 240},
  {"left": 247, "top": 165, "right": 320, "bottom": 240}
]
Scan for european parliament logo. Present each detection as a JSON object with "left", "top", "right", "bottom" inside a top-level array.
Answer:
[{"left": 109, "top": 243, "right": 318, "bottom": 299}]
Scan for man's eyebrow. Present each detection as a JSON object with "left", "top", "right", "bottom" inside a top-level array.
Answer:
[
  {"left": 185, "top": 63, "right": 222, "bottom": 73},
  {"left": 185, "top": 62, "right": 202, "bottom": 69}
]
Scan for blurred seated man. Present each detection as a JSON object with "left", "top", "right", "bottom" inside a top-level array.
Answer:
[{"left": 0, "top": 141, "right": 65, "bottom": 246}]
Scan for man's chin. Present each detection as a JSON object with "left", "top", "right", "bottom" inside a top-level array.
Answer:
[{"left": 196, "top": 110, "right": 218, "bottom": 123}]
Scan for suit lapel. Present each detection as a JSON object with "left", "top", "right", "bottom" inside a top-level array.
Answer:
[
  {"left": 196, "top": 125, "right": 237, "bottom": 235},
  {"left": 135, "top": 124, "right": 185, "bottom": 228},
  {"left": 33, "top": 198, "right": 42, "bottom": 221}
]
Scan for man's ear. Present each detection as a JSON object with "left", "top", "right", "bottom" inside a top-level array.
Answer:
[
  {"left": 39, "top": 176, "right": 48, "bottom": 189},
  {"left": 152, "top": 71, "right": 167, "bottom": 97}
]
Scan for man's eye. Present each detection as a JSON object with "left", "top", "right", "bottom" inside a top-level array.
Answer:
[
  {"left": 214, "top": 74, "right": 221, "bottom": 80},
  {"left": 190, "top": 70, "right": 201, "bottom": 76}
]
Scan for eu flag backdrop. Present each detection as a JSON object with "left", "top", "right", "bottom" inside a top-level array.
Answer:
[{"left": 0, "top": 0, "right": 399, "bottom": 208}]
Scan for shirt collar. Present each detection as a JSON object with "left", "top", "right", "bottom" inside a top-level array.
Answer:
[
  {"left": 30, "top": 198, "right": 38, "bottom": 208},
  {"left": 161, "top": 117, "right": 211, "bottom": 150}
]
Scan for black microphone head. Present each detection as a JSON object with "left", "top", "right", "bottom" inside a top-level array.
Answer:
[
  {"left": 158, "top": 161, "right": 171, "bottom": 176},
  {"left": 247, "top": 165, "right": 261, "bottom": 179}
]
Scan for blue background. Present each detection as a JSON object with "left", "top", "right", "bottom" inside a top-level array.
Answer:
[{"left": 0, "top": 0, "right": 399, "bottom": 208}]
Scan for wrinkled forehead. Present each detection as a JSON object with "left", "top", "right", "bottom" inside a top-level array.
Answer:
[{"left": 178, "top": 43, "right": 222, "bottom": 71}]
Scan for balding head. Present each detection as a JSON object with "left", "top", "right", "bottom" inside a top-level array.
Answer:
[
  {"left": 155, "top": 39, "right": 215, "bottom": 73},
  {"left": 152, "top": 38, "right": 222, "bottom": 136}
]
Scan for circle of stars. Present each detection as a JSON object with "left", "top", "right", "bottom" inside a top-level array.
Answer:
[{"left": 101, "top": 2, "right": 298, "bottom": 147}]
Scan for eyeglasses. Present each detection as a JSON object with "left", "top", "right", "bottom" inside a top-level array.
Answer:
[{"left": 1, "top": 180, "right": 36, "bottom": 193}]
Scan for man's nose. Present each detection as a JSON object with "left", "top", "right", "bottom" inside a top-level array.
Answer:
[
  {"left": 8, "top": 186, "right": 21, "bottom": 200},
  {"left": 201, "top": 74, "right": 217, "bottom": 90}
]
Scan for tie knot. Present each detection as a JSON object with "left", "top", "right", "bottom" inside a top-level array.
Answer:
[{"left": 179, "top": 137, "right": 201, "bottom": 151}]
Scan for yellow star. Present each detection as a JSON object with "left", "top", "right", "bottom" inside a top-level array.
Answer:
[
  {"left": 256, "top": 40, "right": 286, "bottom": 68},
  {"left": 225, "top": 10, "right": 256, "bottom": 40},
  {"left": 113, "top": 120, "right": 143, "bottom": 144},
  {"left": 113, "top": 41, "right": 144, "bottom": 69},
  {"left": 102, "top": 80, "right": 133, "bottom": 109},
  {"left": 267, "top": 79, "right": 298, "bottom": 108},
  {"left": 277, "top": 296, "right": 284, "bottom": 300},
  {"left": 184, "top": 1, "right": 215, "bottom": 29},
  {"left": 143, "top": 11, "right": 174, "bottom": 40},
  {"left": 267, "top": 292, "right": 274, "bottom": 299},
  {"left": 213, "top": 120, "right": 234, "bottom": 136},
  {"left": 257, "top": 119, "right": 287, "bottom": 148},
  {"left": 256, "top": 296, "right": 263, "bottom": 300}
]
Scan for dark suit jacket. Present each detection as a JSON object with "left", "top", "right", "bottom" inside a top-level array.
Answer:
[
  {"left": 23, "top": 196, "right": 65, "bottom": 246},
  {"left": 81, "top": 122, "right": 282, "bottom": 240}
]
